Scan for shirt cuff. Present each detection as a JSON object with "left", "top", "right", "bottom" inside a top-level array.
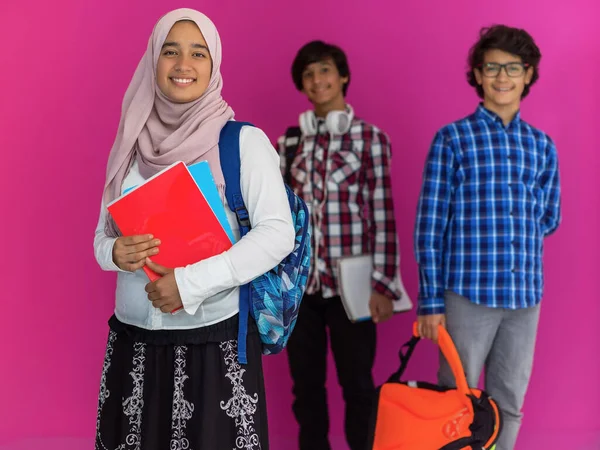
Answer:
[
  {"left": 417, "top": 298, "right": 446, "bottom": 315},
  {"left": 99, "top": 237, "right": 129, "bottom": 273},
  {"left": 371, "top": 278, "right": 398, "bottom": 299},
  {"left": 174, "top": 254, "right": 235, "bottom": 316}
]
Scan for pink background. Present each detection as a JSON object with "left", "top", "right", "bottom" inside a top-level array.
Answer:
[{"left": 1, "top": 0, "right": 598, "bottom": 449}]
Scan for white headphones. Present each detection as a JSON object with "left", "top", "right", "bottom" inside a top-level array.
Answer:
[{"left": 299, "top": 104, "right": 354, "bottom": 136}]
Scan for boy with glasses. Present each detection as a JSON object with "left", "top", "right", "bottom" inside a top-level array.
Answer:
[{"left": 414, "top": 25, "right": 561, "bottom": 450}]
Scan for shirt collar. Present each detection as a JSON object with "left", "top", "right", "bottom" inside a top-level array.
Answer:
[{"left": 475, "top": 103, "right": 521, "bottom": 128}]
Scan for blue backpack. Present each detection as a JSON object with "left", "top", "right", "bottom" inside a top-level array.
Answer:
[{"left": 218, "top": 121, "right": 312, "bottom": 364}]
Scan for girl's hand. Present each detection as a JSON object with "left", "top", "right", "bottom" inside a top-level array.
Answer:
[{"left": 112, "top": 235, "right": 161, "bottom": 272}]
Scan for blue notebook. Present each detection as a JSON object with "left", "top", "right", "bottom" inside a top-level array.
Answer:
[
  {"left": 188, "top": 161, "right": 236, "bottom": 244},
  {"left": 123, "top": 161, "right": 236, "bottom": 244}
]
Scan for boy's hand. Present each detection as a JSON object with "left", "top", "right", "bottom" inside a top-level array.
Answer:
[
  {"left": 417, "top": 314, "right": 446, "bottom": 342},
  {"left": 369, "top": 292, "right": 394, "bottom": 323}
]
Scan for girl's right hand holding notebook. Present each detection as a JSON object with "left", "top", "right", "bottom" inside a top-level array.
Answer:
[{"left": 112, "top": 234, "right": 161, "bottom": 272}]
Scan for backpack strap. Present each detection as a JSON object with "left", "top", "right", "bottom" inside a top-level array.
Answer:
[
  {"left": 219, "top": 120, "right": 255, "bottom": 364},
  {"left": 282, "top": 126, "right": 302, "bottom": 185},
  {"left": 387, "top": 335, "right": 420, "bottom": 383}
]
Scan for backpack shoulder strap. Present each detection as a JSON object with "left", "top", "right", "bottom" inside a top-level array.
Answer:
[
  {"left": 218, "top": 120, "right": 255, "bottom": 365},
  {"left": 283, "top": 126, "right": 302, "bottom": 185},
  {"left": 219, "top": 121, "right": 255, "bottom": 232}
]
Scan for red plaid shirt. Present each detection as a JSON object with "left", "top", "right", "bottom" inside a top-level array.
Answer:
[{"left": 277, "top": 117, "right": 401, "bottom": 299}]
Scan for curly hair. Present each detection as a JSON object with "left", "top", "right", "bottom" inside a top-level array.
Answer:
[{"left": 467, "top": 25, "right": 542, "bottom": 99}]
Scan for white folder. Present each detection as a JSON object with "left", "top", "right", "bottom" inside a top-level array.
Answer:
[{"left": 336, "top": 255, "right": 413, "bottom": 322}]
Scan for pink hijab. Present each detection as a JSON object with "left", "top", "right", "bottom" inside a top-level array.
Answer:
[{"left": 103, "top": 8, "right": 234, "bottom": 236}]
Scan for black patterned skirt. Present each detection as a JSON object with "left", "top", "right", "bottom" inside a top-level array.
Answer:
[{"left": 95, "top": 314, "right": 268, "bottom": 450}]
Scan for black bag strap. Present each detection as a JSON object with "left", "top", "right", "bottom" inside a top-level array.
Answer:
[
  {"left": 386, "top": 335, "right": 421, "bottom": 383},
  {"left": 388, "top": 324, "right": 471, "bottom": 397},
  {"left": 438, "top": 436, "right": 485, "bottom": 450},
  {"left": 282, "top": 126, "right": 302, "bottom": 185}
]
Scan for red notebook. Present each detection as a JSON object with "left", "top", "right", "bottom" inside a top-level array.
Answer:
[{"left": 107, "top": 161, "right": 232, "bottom": 282}]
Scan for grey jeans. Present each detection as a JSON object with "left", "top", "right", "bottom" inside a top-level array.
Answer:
[{"left": 438, "top": 291, "right": 541, "bottom": 450}]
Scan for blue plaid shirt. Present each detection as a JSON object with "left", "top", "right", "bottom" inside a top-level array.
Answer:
[{"left": 414, "top": 105, "right": 561, "bottom": 315}]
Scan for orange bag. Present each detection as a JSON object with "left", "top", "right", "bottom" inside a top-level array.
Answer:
[{"left": 368, "top": 323, "right": 501, "bottom": 450}]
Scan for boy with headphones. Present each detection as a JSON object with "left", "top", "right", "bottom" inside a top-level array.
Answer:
[{"left": 277, "top": 40, "right": 402, "bottom": 450}]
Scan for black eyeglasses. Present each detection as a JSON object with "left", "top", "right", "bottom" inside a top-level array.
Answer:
[{"left": 479, "top": 62, "right": 530, "bottom": 78}]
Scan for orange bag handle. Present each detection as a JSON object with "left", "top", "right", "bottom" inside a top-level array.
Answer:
[{"left": 412, "top": 322, "right": 470, "bottom": 397}]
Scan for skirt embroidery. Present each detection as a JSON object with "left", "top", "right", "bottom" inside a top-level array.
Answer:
[
  {"left": 171, "top": 345, "right": 195, "bottom": 450},
  {"left": 121, "top": 342, "right": 146, "bottom": 450},
  {"left": 96, "top": 331, "right": 118, "bottom": 450},
  {"left": 219, "top": 340, "right": 261, "bottom": 450},
  {"left": 95, "top": 314, "right": 267, "bottom": 450}
]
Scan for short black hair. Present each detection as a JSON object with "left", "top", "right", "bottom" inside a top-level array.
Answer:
[
  {"left": 467, "top": 25, "right": 542, "bottom": 99},
  {"left": 291, "top": 40, "right": 351, "bottom": 96}
]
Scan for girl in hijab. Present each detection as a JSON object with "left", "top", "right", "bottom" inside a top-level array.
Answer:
[{"left": 93, "top": 8, "right": 293, "bottom": 450}]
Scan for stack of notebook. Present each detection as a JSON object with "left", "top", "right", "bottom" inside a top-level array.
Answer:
[{"left": 107, "top": 161, "right": 235, "bottom": 282}]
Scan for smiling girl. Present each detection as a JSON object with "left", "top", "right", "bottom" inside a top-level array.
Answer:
[{"left": 93, "top": 9, "right": 294, "bottom": 450}]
